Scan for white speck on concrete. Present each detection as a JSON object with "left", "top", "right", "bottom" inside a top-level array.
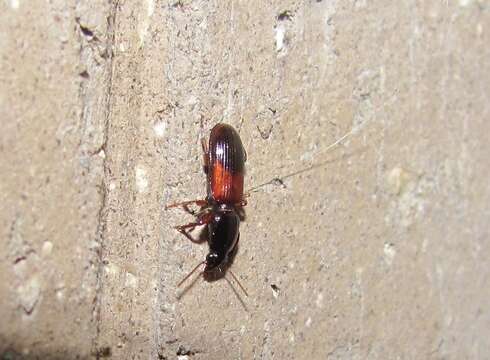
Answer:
[
  {"left": 153, "top": 121, "right": 166, "bottom": 138},
  {"left": 105, "top": 262, "right": 120, "bottom": 276},
  {"left": 18, "top": 276, "right": 41, "bottom": 314},
  {"left": 162, "top": 302, "right": 176, "bottom": 313},
  {"left": 316, "top": 292, "right": 324, "bottom": 308},
  {"left": 186, "top": 95, "right": 198, "bottom": 107},
  {"left": 97, "top": 149, "right": 106, "bottom": 159},
  {"left": 354, "top": 0, "right": 367, "bottom": 9},
  {"left": 55, "top": 283, "right": 65, "bottom": 301},
  {"left": 41, "top": 241, "right": 53, "bottom": 257},
  {"left": 135, "top": 165, "right": 149, "bottom": 193},
  {"left": 177, "top": 356, "right": 190, "bottom": 360},
  {"left": 459, "top": 0, "right": 473, "bottom": 6},
  {"left": 383, "top": 243, "right": 396, "bottom": 266},
  {"left": 138, "top": 0, "right": 154, "bottom": 45},
  {"left": 138, "top": 23, "right": 149, "bottom": 45},
  {"left": 288, "top": 261, "right": 295, "bottom": 269},
  {"left": 305, "top": 317, "right": 312, "bottom": 327},
  {"left": 7, "top": 0, "right": 19, "bottom": 9},
  {"left": 387, "top": 166, "right": 411, "bottom": 195},
  {"left": 436, "top": 264, "right": 444, "bottom": 282},
  {"left": 13, "top": 258, "right": 27, "bottom": 277},
  {"left": 289, "top": 332, "right": 295, "bottom": 343},
  {"left": 385, "top": 167, "right": 430, "bottom": 228},
  {"left": 379, "top": 65, "right": 386, "bottom": 94},
  {"left": 146, "top": 0, "right": 154, "bottom": 16},
  {"left": 271, "top": 286, "right": 279, "bottom": 298},
  {"left": 109, "top": 181, "right": 117, "bottom": 191},
  {"left": 275, "top": 24, "right": 286, "bottom": 52},
  {"left": 125, "top": 272, "right": 138, "bottom": 288},
  {"left": 476, "top": 23, "right": 483, "bottom": 36},
  {"left": 300, "top": 143, "right": 318, "bottom": 162}
]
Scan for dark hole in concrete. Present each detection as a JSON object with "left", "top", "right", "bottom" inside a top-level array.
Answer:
[
  {"left": 79, "top": 70, "right": 89, "bottom": 79},
  {"left": 79, "top": 24, "right": 94, "bottom": 37},
  {"left": 94, "top": 346, "right": 111, "bottom": 358},
  {"left": 172, "top": 0, "right": 184, "bottom": 8},
  {"left": 272, "top": 177, "right": 286, "bottom": 188},
  {"left": 176, "top": 345, "right": 197, "bottom": 356},
  {"left": 277, "top": 10, "right": 293, "bottom": 21}
]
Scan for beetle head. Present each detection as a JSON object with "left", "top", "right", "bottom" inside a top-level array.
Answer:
[{"left": 204, "top": 252, "right": 221, "bottom": 272}]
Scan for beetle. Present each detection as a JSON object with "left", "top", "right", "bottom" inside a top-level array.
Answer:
[
  {"left": 166, "top": 123, "right": 248, "bottom": 294},
  {"left": 166, "top": 120, "right": 363, "bottom": 298}
]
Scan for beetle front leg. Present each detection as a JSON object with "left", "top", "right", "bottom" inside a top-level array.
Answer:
[
  {"left": 174, "top": 212, "right": 213, "bottom": 243},
  {"left": 175, "top": 226, "right": 204, "bottom": 243}
]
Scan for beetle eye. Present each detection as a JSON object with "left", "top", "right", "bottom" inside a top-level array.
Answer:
[{"left": 206, "top": 253, "right": 218, "bottom": 264}]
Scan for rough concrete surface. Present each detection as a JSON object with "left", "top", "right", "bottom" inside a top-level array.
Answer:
[{"left": 1, "top": 0, "right": 489, "bottom": 359}]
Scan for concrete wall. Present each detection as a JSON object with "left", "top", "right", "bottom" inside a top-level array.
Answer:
[{"left": 1, "top": 1, "right": 489, "bottom": 359}]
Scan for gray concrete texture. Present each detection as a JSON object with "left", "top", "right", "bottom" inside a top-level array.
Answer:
[{"left": 1, "top": 0, "right": 489, "bottom": 359}]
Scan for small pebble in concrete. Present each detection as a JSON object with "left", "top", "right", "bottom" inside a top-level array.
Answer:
[
  {"left": 104, "top": 262, "right": 120, "bottom": 276},
  {"left": 109, "top": 181, "right": 117, "bottom": 191},
  {"left": 7, "top": 0, "right": 19, "bottom": 9},
  {"left": 271, "top": 284, "right": 280, "bottom": 298},
  {"left": 305, "top": 317, "right": 312, "bottom": 327},
  {"left": 135, "top": 165, "right": 149, "bottom": 193},
  {"left": 153, "top": 121, "right": 167, "bottom": 138},
  {"left": 275, "top": 24, "right": 286, "bottom": 52},
  {"left": 459, "top": 0, "right": 473, "bottom": 6},
  {"left": 42, "top": 241, "right": 53, "bottom": 257},
  {"left": 383, "top": 242, "right": 396, "bottom": 266},
  {"left": 18, "top": 276, "right": 41, "bottom": 315},
  {"left": 387, "top": 166, "right": 411, "bottom": 195},
  {"left": 315, "top": 292, "right": 324, "bottom": 308},
  {"left": 125, "top": 272, "right": 138, "bottom": 288}
]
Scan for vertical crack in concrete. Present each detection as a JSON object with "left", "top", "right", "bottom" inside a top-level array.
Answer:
[
  {"left": 91, "top": 3, "right": 117, "bottom": 358},
  {"left": 74, "top": 0, "right": 118, "bottom": 357}
]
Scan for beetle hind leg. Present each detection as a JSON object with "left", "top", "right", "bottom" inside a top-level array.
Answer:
[{"left": 165, "top": 199, "right": 208, "bottom": 213}]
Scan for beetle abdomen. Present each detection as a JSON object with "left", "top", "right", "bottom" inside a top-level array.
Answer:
[{"left": 208, "top": 124, "right": 246, "bottom": 204}]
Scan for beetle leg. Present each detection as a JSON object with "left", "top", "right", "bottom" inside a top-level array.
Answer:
[
  {"left": 165, "top": 199, "right": 208, "bottom": 211},
  {"left": 238, "top": 192, "right": 250, "bottom": 206},
  {"left": 236, "top": 198, "right": 247, "bottom": 207},
  {"left": 174, "top": 211, "right": 212, "bottom": 230},
  {"left": 176, "top": 227, "right": 203, "bottom": 243},
  {"left": 174, "top": 212, "right": 213, "bottom": 243}
]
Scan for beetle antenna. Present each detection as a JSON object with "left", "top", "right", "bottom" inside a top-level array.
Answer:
[
  {"left": 224, "top": 275, "right": 248, "bottom": 311},
  {"left": 247, "top": 125, "right": 361, "bottom": 193},
  {"left": 228, "top": 270, "right": 248, "bottom": 297},
  {"left": 178, "top": 260, "right": 206, "bottom": 287}
]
